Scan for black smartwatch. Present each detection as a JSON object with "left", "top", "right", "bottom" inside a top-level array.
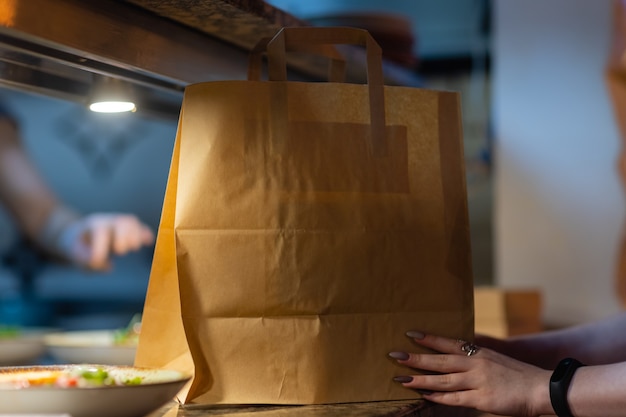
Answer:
[{"left": 550, "top": 357, "right": 585, "bottom": 417}]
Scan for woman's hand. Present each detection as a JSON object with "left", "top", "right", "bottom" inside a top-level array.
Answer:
[
  {"left": 389, "top": 331, "right": 554, "bottom": 417},
  {"left": 59, "top": 213, "right": 155, "bottom": 271}
]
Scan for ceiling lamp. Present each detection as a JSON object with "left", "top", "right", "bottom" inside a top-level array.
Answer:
[{"left": 88, "top": 75, "right": 136, "bottom": 113}]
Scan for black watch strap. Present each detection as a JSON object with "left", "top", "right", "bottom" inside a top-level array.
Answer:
[{"left": 550, "top": 357, "right": 584, "bottom": 417}]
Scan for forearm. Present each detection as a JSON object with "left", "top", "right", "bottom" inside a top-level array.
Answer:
[
  {"left": 479, "top": 313, "right": 626, "bottom": 368},
  {"left": 0, "top": 117, "right": 85, "bottom": 261},
  {"left": 0, "top": 118, "right": 58, "bottom": 239},
  {"left": 513, "top": 313, "right": 626, "bottom": 366},
  {"left": 567, "top": 362, "right": 626, "bottom": 417}
]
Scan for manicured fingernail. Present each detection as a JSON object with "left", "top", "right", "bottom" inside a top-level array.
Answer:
[
  {"left": 393, "top": 376, "right": 413, "bottom": 383},
  {"left": 406, "top": 330, "right": 425, "bottom": 340},
  {"left": 388, "top": 351, "right": 410, "bottom": 360},
  {"left": 417, "top": 389, "right": 434, "bottom": 396}
]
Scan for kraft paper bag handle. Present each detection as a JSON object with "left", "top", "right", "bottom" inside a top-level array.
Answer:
[
  {"left": 248, "top": 36, "right": 347, "bottom": 83},
  {"left": 266, "top": 27, "right": 387, "bottom": 156}
]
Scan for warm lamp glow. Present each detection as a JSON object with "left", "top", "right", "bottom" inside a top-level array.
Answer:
[
  {"left": 88, "top": 75, "right": 137, "bottom": 113},
  {"left": 89, "top": 101, "right": 136, "bottom": 113}
]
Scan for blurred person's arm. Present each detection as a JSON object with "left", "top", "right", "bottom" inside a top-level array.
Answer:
[
  {"left": 476, "top": 312, "right": 626, "bottom": 369},
  {"left": 0, "top": 114, "right": 154, "bottom": 271}
]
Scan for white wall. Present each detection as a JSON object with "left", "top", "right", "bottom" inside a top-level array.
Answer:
[{"left": 493, "top": 0, "right": 624, "bottom": 326}]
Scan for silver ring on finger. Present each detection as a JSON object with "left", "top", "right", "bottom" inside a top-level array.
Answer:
[{"left": 460, "top": 341, "right": 480, "bottom": 357}]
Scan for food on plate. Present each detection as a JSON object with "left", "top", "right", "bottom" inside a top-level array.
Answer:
[
  {"left": 112, "top": 313, "right": 141, "bottom": 346},
  {"left": 0, "top": 325, "right": 19, "bottom": 339},
  {"left": 43, "top": 314, "right": 142, "bottom": 365},
  {"left": 0, "top": 364, "right": 190, "bottom": 417},
  {"left": 0, "top": 326, "right": 48, "bottom": 365},
  {"left": 44, "top": 329, "right": 137, "bottom": 365},
  {"left": 0, "top": 366, "right": 144, "bottom": 388}
]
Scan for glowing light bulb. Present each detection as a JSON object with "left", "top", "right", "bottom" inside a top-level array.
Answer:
[{"left": 89, "top": 101, "right": 136, "bottom": 113}]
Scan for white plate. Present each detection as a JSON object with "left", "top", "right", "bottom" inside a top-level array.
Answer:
[
  {"left": 0, "top": 364, "right": 190, "bottom": 417},
  {"left": 0, "top": 329, "right": 49, "bottom": 365},
  {"left": 45, "top": 330, "right": 137, "bottom": 365}
]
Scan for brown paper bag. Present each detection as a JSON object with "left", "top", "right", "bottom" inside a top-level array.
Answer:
[{"left": 135, "top": 27, "right": 474, "bottom": 405}]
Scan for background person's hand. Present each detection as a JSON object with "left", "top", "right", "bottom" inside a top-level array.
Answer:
[
  {"left": 58, "top": 213, "right": 155, "bottom": 271},
  {"left": 389, "top": 331, "right": 553, "bottom": 417}
]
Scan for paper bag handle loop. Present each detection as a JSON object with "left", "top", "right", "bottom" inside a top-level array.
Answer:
[
  {"left": 248, "top": 37, "right": 347, "bottom": 83},
  {"left": 266, "top": 27, "right": 388, "bottom": 157}
]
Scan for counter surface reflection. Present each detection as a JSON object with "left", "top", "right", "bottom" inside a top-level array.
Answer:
[{"left": 149, "top": 400, "right": 476, "bottom": 417}]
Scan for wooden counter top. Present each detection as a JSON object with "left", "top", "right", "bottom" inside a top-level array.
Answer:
[{"left": 149, "top": 400, "right": 476, "bottom": 417}]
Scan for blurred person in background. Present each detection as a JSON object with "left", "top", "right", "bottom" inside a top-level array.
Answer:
[{"left": 0, "top": 107, "right": 154, "bottom": 271}]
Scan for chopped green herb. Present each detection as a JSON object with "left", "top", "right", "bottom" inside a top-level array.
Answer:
[
  {"left": 124, "top": 376, "right": 143, "bottom": 385},
  {"left": 80, "top": 368, "right": 112, "bottom": 385}
]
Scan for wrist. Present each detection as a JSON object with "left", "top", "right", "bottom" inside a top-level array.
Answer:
[
  {"left": 550, "top": 357, "right": 585, "bottom": 417},
  {"left": 527, "top": 369, "right": 556, "bottom": 417},
  {"left": 36, "top": 205, "right": 82, "bottom": 261}
]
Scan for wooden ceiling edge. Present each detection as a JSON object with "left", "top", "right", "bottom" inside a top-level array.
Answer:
[
  {"left": 120, "top": 0, "right": 417, "bottom": 85},
  {"left": 122, "top": 0, "right": 307, "bottom": 52}
]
